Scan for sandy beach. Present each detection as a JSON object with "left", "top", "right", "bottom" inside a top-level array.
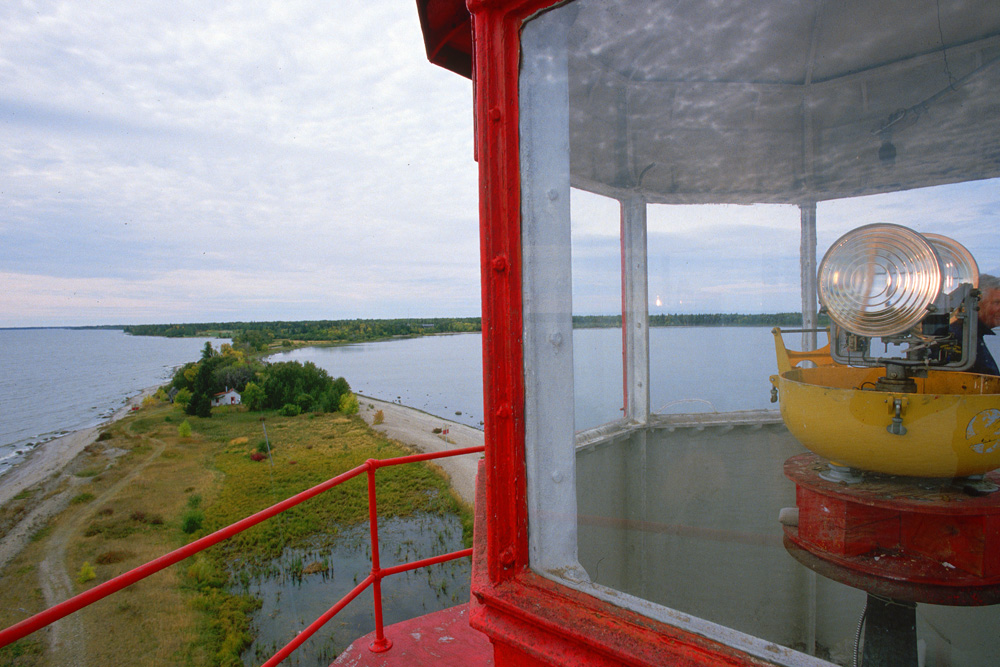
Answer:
[{"left": 357, "top": 395, "right": 483, "bottom": 506}]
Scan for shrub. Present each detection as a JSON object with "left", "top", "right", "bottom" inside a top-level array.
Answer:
[
  {"left": 70, "top": 492, "right": 95, "bottom": 505},
  {"left": 278, "top": 403, "right": 301, "bottom": 417},
  {"left": 77, "top": 561, "right": 96, "bottom": 584},
  {"left": 255, "top": 439, "right": 271, "bottom": 454},
  {"left": 295, "top": 393, "right": 315, "bottom": 412},
  {"left": 174, "top": 388, "right": 192, "bottom": 408},
  {"left": 249, "top": 452, "right": 266, "bottom": 462},
  {"left": 373, "top": 409, "right": 384, "bottom": 425},
  {"left": 96, "top": 431, "right": 113, "bottom": 441},
  {"left": 186, "top": 555, "right": 225, "bottom": 589},
  {"left": 178, "top": 420, "right": 192, "bottom": 438},
  {"left": 339, "top": 392, "right": 359, "bottom": 415},
  {"left": 96, "top": 550, "right": 133, "bottom": 565},
  {"left": 181, "top": 509, "right": 204, "bottom": 534},
  {"left": 241, "top": 382, "right": 266, "bottom": 411}
]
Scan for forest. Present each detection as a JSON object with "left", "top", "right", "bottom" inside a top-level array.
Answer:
[
  {"left": 123, "top": 317, "right": 481, "bottom": 349},
  {"left": 123, "top": 312, "right": 823, "bottom": 348}
]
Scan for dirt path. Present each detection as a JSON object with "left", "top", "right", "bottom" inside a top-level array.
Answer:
[
  {"left": 36, "top": 436, "right": 166, "bottom": 667},
  {"left": 357, "top": 397, "right": 484, "bottom": 507}
]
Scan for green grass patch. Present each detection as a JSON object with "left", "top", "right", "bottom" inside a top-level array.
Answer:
[
  {"left": 75, "top": 466, "right": 102, "bottom": 478},
  {"left": 181, "top": 509, "right": 205, "bottom": 534},
  {"left": 200, "top": 416, "right": 465, "bottom": 565},
  {"left": 30, "top": 523, "right": 52, "bottom": 543},
  {"left": 13, "top": 488, "right": 35, "bottom": 501},
  {"left": 0, "top": 636, "right": 43, "bottom": 662},
  {"left": 85, "top": 518, "right": 138, "bottom": 540},
  {"left": 128, "top": 416, "right": 160, "bottom": 434},
  {"left": 70, "top": 492, "right": 96, "bottom": 505}
]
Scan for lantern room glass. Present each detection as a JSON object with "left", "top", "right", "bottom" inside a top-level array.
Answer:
[{"left": 519, "top": 0, "right": 1000, "bottom": 665}]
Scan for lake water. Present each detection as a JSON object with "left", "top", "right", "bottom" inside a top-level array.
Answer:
[
  {"left": 271, "top": 327, "right": 805, "bottom": 431},
  {"left": 273, "top": 327, "right": 1000, "bottom": 432},
  {"left": 0, "top": 328, "right": 226, "bottom": 477},
  {"left": 239, "top": 513, "right": 470, "bottom": 666}
]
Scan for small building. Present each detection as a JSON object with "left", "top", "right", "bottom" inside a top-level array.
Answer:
[{"left": 210, "top": 388, "right": 241, "bottom": 407}]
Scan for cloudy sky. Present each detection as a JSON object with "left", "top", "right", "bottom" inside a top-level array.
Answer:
[
  {"left": 3, "top": 2, "right": 999, "bottom": 327},
  {"left": 1, "top": 1, "right": 478, "bottom": 327}
]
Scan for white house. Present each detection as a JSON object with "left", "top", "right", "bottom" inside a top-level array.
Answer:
[{"left": 211, "top": 388, "right": 241, "bottom": 407}]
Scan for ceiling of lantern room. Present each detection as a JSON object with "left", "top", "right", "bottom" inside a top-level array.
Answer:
[
  {"left": 562, "top": 0, "right": 1000, "bottom": 204},
  {"left": 415, "top": 0, "right": 1000, "bottom": 207}
]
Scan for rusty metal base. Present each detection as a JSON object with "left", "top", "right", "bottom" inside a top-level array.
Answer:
[{"left": 785, "top": 452, "right": 1000, "bottom": 606}]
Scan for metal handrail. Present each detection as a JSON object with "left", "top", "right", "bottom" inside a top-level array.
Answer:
[{"left": 0, "top": 444, "right": 485, "bottom": 666}]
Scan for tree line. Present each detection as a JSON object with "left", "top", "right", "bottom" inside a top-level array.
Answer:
[
  {"left": 125, "top": 312, "right": 826, "bottom": 349},
  {"left": 125, "top": 318, "right": 482, "bottom": 350}
]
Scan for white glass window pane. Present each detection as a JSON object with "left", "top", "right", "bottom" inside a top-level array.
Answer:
[{"left": 521, "top": 1, "right": 1000, "bottom": 664}]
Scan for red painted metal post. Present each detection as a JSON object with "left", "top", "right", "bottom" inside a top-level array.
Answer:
[{"left": 367, "top": 460, "right": 393, "bottom": 653}]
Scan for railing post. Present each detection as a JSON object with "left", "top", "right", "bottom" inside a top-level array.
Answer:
[{"left": 367, "top": 460, "right": 393, "bottom": 653}]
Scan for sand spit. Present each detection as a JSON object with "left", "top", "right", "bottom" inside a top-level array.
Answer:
[{"left": 357, "top": 396, "right": 483, "bottom": 507}]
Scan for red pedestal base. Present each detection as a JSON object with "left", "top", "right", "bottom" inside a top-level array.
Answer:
[{"left": 784, "top": 453, "right": 1000, "bottom": 605}]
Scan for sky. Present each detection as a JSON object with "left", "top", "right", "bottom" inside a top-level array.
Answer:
[
  {"left": 2, "top": 2, "right": 999, "bottom": 327},
  {"left": 1, "top": 1, "right": 479, "bottom": 327}
]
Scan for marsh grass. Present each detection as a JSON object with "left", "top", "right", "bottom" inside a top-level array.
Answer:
[{"left": 0, "top": 400, "right": 471, "bottom": 667}]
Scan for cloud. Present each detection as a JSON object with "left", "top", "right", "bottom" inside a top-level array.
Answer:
[{"left": 0, "top": 1, "right": 478, "bottom": 327}]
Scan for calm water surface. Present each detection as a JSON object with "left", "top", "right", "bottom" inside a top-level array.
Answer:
[
  {"left": 0, "top": 328, "right": 226, "bottom": 476},
  {"left": 271, "top": 327, "right": 811, "bottom": 431},
  {"left": 239, "top": 513, "right": 469, "bottom": 666}
]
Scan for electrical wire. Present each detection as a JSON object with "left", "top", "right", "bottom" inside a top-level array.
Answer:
[{"left": 853, "top": 597, "right": 868, "bottom": 667}]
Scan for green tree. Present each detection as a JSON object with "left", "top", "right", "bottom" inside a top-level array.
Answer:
[
  {"left": 241, "top": 382, "right": 266, "bottom": 411},
  {"left": 174, "top": 388, "right": 192, "bottom": 409},
  {"left": 339, "top": 392, "right": 359, "bottom": 415},
  {"left": 187, "top": 393, "right": 212, "bottom": 418},
  {"left": 186, "top": 355, "right": 223, "bottom": 418},
  {"left": 279, "top": 403, "right": 301, "bottom": 417}
]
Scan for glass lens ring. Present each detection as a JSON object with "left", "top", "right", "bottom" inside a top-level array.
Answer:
[
  {"left": 923, "top": 232, "right": 979, "bottom": 292},
  {"left": 818, "top": 224, "right": 942, "bottom": 336}
]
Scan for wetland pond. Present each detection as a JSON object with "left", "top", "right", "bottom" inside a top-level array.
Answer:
[{"left": 236, "top": 512, "right": 471, "bottom": 666}]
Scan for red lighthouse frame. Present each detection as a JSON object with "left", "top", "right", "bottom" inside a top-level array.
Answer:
[
  {"left": 420, "top": 0, "right": 795, "bottom": 664},
  {"left": 416, "top": 0, "right": 1000, "bottom": 665}
]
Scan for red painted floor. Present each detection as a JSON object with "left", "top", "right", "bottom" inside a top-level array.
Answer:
[{"left": 331, "top": 604, "right": 493, "bottom": 667}]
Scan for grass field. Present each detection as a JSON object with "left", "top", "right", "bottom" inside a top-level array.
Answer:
[{"left": 0, "top": 398, "right": 472, "bottom": 666}]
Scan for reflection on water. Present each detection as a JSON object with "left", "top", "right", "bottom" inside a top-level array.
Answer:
[{"left": 237, "top": 513, "right": 470, "bottom": 666}]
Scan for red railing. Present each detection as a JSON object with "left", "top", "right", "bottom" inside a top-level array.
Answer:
[{"left": 0, "top": 445, "right": 485, "bottom": 665}]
